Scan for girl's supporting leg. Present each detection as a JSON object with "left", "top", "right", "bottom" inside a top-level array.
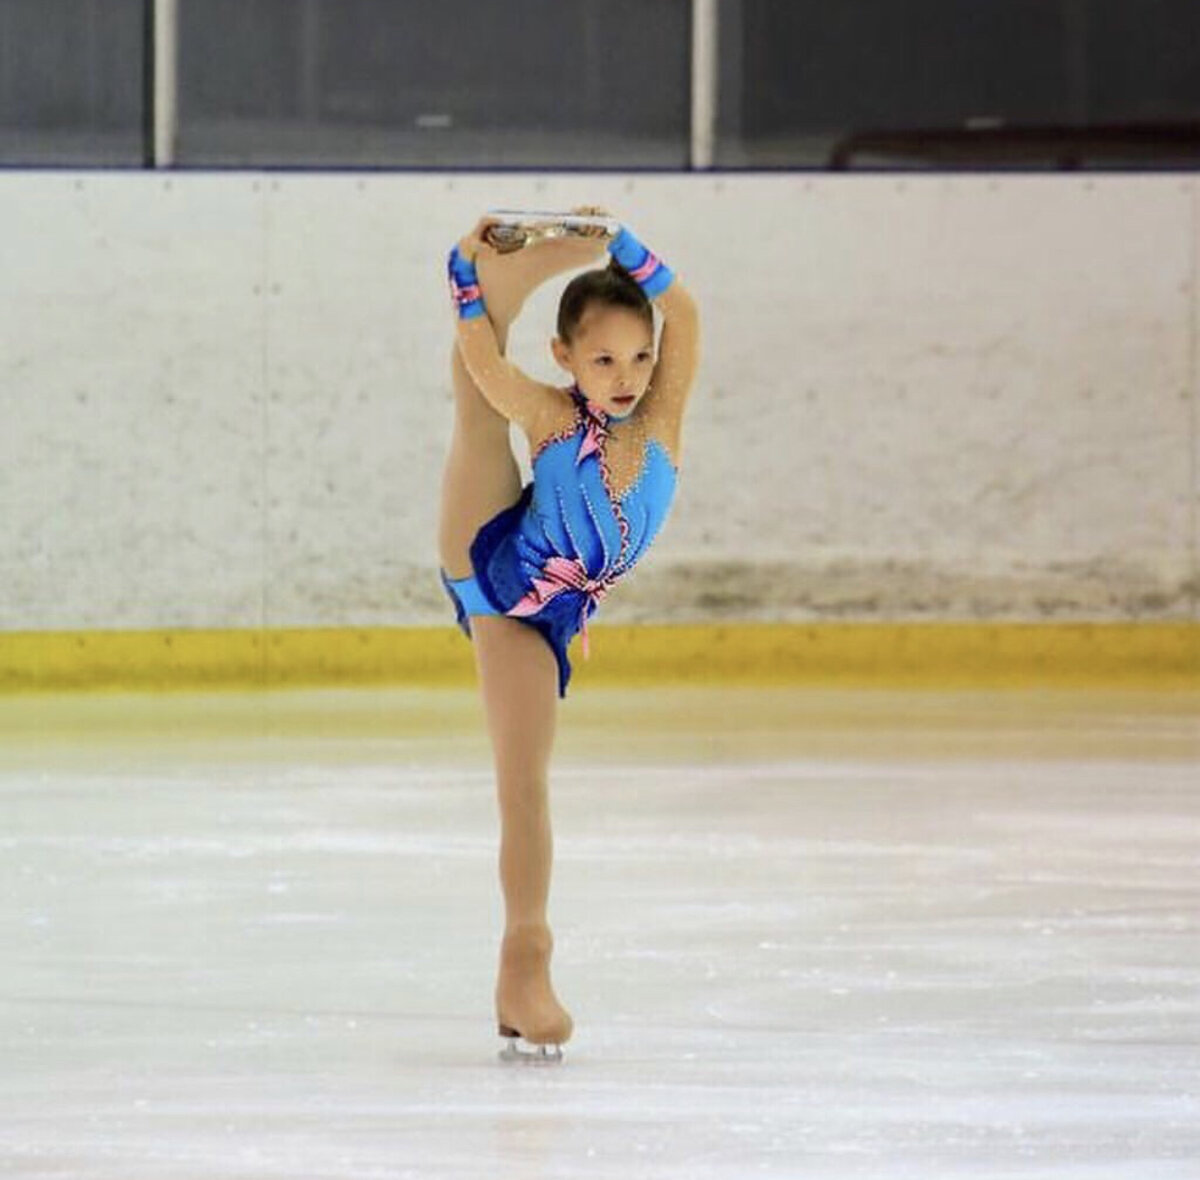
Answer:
[{"left": 471, "top": 614, "right": 573, "bottom": 1046}]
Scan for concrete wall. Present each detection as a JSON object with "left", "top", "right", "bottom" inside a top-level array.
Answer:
[{"left": 1, "top": 172, "right": 1196, "bottom": 631}]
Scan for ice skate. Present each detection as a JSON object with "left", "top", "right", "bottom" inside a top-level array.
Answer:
[
  {"left": 483, "top": 209, "right": 618, "bottom": 253},
  {"left": 497, "top": 1024, "right": 565, "bottom": 1064},
  {"left": 495, "top": 924, "right": 573, "bottom": 1064}
]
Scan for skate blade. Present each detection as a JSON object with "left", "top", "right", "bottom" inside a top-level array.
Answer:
[
  {"left": 487, "top": 209, "right": 619, "bottom": 235},
  {"left": 483, "top": 210, "right": 618, "bottom": 252},
  {"left": 497, "top": 1025, "right": 564, "bottom": 1065}
]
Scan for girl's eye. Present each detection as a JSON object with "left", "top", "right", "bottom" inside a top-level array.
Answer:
[
  {"left": 595, "top": 357, "right": 613, "bottom": 366},
  {"left": 637, "top": 352, "right": 652, "bottom": 363}
]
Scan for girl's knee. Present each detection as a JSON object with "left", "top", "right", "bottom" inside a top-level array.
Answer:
[{"left": 496, "top": 775, "right": 550, "bottom": 809}]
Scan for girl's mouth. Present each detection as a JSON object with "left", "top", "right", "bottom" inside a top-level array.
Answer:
[{"left": 613, "top": 394, "right": 635, "bottom": 407}]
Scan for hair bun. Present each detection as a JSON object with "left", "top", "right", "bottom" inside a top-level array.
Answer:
[{"left": 607, "top": 258, "right": 640, "bottom": 288}]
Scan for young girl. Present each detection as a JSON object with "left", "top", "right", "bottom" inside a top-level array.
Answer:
[{"left": 438, "top": 208, "right": 700, "bottom": 1060}]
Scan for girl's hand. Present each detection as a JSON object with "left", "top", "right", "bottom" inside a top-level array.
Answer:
[
  {"left": 570, "top": 205, "right": 616, "bottom": 241},
  {"left": 566, "top": 205, "right": 614, "bottom": 242},
  {"left": 457, "top": 216, "right": 499, "bottom": 263}
]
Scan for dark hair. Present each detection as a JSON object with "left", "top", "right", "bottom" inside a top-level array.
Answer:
[{"left": 557, "top": 262, "right": 653, "bottom": 344}]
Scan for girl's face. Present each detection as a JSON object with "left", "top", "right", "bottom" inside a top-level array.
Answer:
[{"left": 552, "top": 304, "right": 655, "bottom": 418}]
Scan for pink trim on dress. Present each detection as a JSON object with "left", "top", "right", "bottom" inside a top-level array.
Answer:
[
  {"left": 576, "top": 402, "right": 610, "bottom": 465},
  {"left": 505, "top": 555, "right": 616, "bottom": 659}
]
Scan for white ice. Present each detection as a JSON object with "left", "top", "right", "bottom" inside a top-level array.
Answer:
[{"left": 1, "top": 687, "right": 1198, "bottom": 1179}]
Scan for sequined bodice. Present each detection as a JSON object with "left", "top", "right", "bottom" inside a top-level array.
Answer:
[{"left": 512, "top": 390, "right": 677, "bottom": 597}]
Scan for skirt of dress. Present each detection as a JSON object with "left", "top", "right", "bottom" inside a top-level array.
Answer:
[{"left": 439, "top": 483, "right": 595, "bottom": 699}]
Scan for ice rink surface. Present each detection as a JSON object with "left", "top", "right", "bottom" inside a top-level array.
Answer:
[{"left": 1, "top": 686, "right": 1197, "bottom": 1179}]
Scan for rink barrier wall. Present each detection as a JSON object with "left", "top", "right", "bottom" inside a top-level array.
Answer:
[
  {"left": 1, "top": 172, "right": 1197, "bottom": 633},
  {"left": 1, "top": 623, "right": 1197, "bottom": 692}
]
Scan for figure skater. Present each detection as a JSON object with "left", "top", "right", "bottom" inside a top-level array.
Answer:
[{"left": 438, "top": 207, "right": 700, "bottom": 1061}]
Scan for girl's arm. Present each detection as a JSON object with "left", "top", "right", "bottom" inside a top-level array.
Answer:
[
  {"left": 645, "top": 279, "right": 700, "bottom": 442},
  {"left": 608, "top": 227, "right": 701, "bottom": 448},
  {"left": 449, "top": 224, "right": 562, "bottom": 436}
]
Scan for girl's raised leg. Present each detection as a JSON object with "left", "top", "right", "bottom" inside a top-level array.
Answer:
[
  {"left": 438, "top": 235, "right": 607, "bottom": 578},
  {"left": 438, "top": 342, "right": 521, "bottom": 579}
]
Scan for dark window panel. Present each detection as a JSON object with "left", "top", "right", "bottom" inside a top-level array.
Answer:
[
  {"left": 718, "top": 0, "right": 1200, "bottom": 169},
  {"left": 748, "top": 2, "right": 1066, "bottom": 135},
  {"left": 177, "top": 0, "right": 690, "bottom": 167},
  {"left": 0, "top": 0, "right": 144, "bottom": 166},
  {"left": 1087, "top": 0, "right": 1200, "bottom": 122}
]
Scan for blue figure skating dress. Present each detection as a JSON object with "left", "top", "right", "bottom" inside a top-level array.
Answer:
[{"left": 441, "top": 386, "right": 678, "bottom": 697}]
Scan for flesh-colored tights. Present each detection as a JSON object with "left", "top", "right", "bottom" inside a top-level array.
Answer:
[{"left": 437, "top": 237, "right": 604, "bottom": 1044}]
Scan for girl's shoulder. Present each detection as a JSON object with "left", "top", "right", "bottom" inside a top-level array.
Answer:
[
  {"left": 526, "top": 386, "right": 582, "bottom": 458},
  {"left": 631, "top": 398, "right": 682, "bottom": 470}
]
